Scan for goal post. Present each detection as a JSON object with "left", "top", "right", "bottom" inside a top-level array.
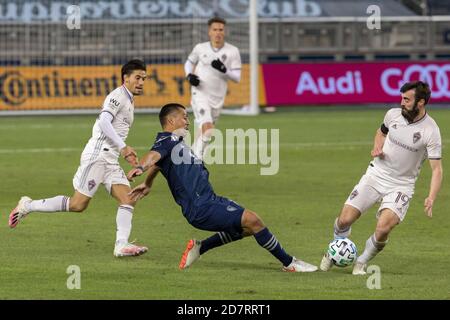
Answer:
[{"left": 221, "top": 0, "right": 260, "bottom": 116}]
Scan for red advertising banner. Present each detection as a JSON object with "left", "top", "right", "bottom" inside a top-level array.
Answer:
[{"left": 262, "top": 62, "right": 450, "bottom": 105}]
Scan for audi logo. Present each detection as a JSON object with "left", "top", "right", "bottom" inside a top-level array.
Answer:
[{"left": 381, "top": 64, "right": 450, "bottom": 98}]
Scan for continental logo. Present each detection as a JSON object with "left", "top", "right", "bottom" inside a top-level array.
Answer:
[
  {"left": 0, "top": 70, "right": 119, "bottom": 106},
  {"left": 0, "top": 65, "right": 262, "bottom": 110}
]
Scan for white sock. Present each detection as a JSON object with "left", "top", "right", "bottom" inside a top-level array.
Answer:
[
  {"left": 192, "top": 135, "right": 210, "bottom": 160},
  {"left": 115, "top": 205, "right": 134, "bottom": 245},
  {"left": 357, "top": 234, "right": 387, "bottom": 264},
  {"left": 333, "top": 218, "right": 351, "bottom": 238},
  {"left": 25, "top": 196, "right": 70, "bottom": 213}
]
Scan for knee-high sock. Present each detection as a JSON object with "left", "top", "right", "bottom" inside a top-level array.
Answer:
[
  {"left": 192, "top": 134, "right": 211, "bottom": 160},
  {"left": 200, "top": 232, "right": 243, "bottom": 255},
  {"left": 356, "top": 234, "right": 387, "bottom": 264},
  {"left": 334, "top": 217, "right": 351, "bottom": 238},
  {"left": 254, "top": 228, "right": 293, "bottom": 267},
  {"left": 116, "top": 205, "right": 134, "bottom": 245},
  {"left": 25, "top": 196, "right": 70, "bottom": 213}
]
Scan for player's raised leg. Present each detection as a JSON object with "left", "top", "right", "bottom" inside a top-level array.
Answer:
[
  {"left": 111, "top": 184, "right": 148, "bottom": 257},
  {"left": 244, "top": 209, "right": 317, "bottom": 272},
  {"left": 353, "top": 209, "right": 398, "bottom": 275},
  {"left": 8, "top": 191, "right": 90, "bottom": 228},
  {"left": 180, "top": 208, "right": 317, "bottom": 272}
]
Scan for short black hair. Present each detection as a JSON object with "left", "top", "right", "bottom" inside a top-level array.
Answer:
[
  {"left": 159, "top": 103, "right": 186, "bottom": 127},
  {"left": 400, "top": 81, "right": 431, "bottom": 105},
  {"left": 208, "top": 16, "right": 226, "bottom": 26},
  {"left": 121, "top": 59, "right": 146, "bottom": 82}
]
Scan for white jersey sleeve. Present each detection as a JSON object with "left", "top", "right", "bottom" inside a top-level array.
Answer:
[
  {"left": 98, "top": 111, "right": 126, "bottom": 150},
  {"left": 81, "top": 86, "right": 134, "bottom": 164},
  {"left": 101, "top": 90, "right": 127, "bottom": 118},
  {"left": 229, "top": 46, "right": 242, "bottom": 71},
  {"left": 383, "top": 108, "right": 397, "bottom": 128},
  {"left": 187, "top": 44, "right": 201, "bottom": 65},
  {"left": 426, "top": 121, "right": 442, "bottom": 160}
]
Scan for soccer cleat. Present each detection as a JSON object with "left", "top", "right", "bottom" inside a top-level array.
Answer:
[
  {"left": 352, "top": 262, "right": 367, "bottom": 275},
  {"left": 282, "top": 257, "right": 318, "bottom": 272},
  {"left": 319, "top": 252, "right": 334, "bottom": 271},
  {"left": 114, "top": 242, "right": 148, "bottom": 257},
  {"left": 8, "top": 196, "right": 32, "bottom": 228},
  {"left": 179, "top": 239, "right": 201, "bottom": 270}
]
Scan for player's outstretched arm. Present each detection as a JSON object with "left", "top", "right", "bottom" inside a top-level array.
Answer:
[
  {"left": 371, "top": 128, "right": 386, "bottom": 158},
  {"left": 128, "top": 167, "right": 159, "bottom": 201},
  {"left": 128, "top": 151, "right": 161, "bottom": 201},
  {"left": 424, "top": 159, "right": 443, "bottom": 218},
  {"left": 98, "top": 112, "right": 139, "bottom": 166},
  {"left": 127, "top": 150, "right": 161, "bottom": 181}
]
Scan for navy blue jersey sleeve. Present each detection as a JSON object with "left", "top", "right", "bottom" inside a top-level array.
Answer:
[{"left": 150, "top": 135, "right": 179, "bottom": 161}]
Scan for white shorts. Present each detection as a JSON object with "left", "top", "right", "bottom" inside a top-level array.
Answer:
[
  {"left": 72, "top": 156, "right": 130, "bottom": 198},
  {"left": 191, "top": 89, "right": 224, "bottom": 126},
  {"left": 344, "top": 174, "right": 414, "bottom": 222}
]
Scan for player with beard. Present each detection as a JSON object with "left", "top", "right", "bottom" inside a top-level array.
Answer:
[{"left": 319, "top": 81, "right": 443, "bottom": 275}]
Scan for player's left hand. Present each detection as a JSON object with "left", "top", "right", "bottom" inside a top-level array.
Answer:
[
  {"left": 424, "top": 197, "right": 434, "bottom": 218},
  {"left": 211, "top": 59, "right": 227, "bottom": 73},
  {"left": 128, "top": 183, "right": 150, "bottom": 201}
]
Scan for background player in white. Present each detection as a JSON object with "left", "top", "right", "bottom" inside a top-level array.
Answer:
[
  {"left": 9, "top": 59, "right": 149, "bottom": 257},
  {"left": 319, "top": 81, "right": 443, "bottom": 275},
  {"left": 185, "top": 16, "right": 242, "bottom": 159}
]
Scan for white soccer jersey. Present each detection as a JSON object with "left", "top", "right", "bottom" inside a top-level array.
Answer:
[
  {"left": 187, "top": 41, "right": 241, "bottom": 100},
  {"left": 81, "top": 86, "right": 134, "bottom": 164},
  {"left": 368, "top": 108, "right": 442, "bottom": 187}
]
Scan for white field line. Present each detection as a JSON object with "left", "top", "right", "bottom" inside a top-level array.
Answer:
[
  {"left": 0, "top": 140, "right": 447, "bottom": 154},
  {"left": 0, "top": 124, "right": 93, "bottom": 130}
]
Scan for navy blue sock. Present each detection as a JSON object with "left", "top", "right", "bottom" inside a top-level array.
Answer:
[
  {"left": 254, "top": 228, "right": 293, "bottom": 267},
  {"left": 200, "top": 232, "right": 243, "bottom": 255}
]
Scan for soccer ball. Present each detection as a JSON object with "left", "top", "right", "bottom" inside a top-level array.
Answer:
[{"left": 327, "top": 237, "right": 357, "bottom": 267}]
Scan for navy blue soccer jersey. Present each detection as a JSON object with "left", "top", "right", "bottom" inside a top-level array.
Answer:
[{"left": 151, "top": 132, "right": 215, "bottom": 217}]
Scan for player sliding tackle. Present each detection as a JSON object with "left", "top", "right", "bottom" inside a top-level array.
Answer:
[
  {"left": 9, "top": 59, "right": 149, "bottom": 258},
  {"left": 319, "top": 81, "right": 443, "bottom": 275},
  {"left": 127, "top": 103, "right": 317, "bottom": 272}
]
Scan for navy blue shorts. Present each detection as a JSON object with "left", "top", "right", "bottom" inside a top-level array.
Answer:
[{"left": 189, "top": 196, "right": 245, "bottom": 237}]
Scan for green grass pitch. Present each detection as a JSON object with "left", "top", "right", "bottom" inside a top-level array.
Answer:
[{"left": 0, "top": 106, "right": 449, "bottom": 299}]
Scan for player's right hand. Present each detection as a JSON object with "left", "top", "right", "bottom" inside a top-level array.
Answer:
[
  {"left": 371, "top": 147, "right": 384, "bottom": 159},
  {"left": 127, "top": 167, "right": 144, "bottom": 182},
  {"left": 128, "top": 183, "right": 150, "bottom": 201},
  {"left": 121, "top": 146, "right": 138, "bottom": 166},
  {"left": 187, "top": 73, "right": 200, "bottom": 86}
]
